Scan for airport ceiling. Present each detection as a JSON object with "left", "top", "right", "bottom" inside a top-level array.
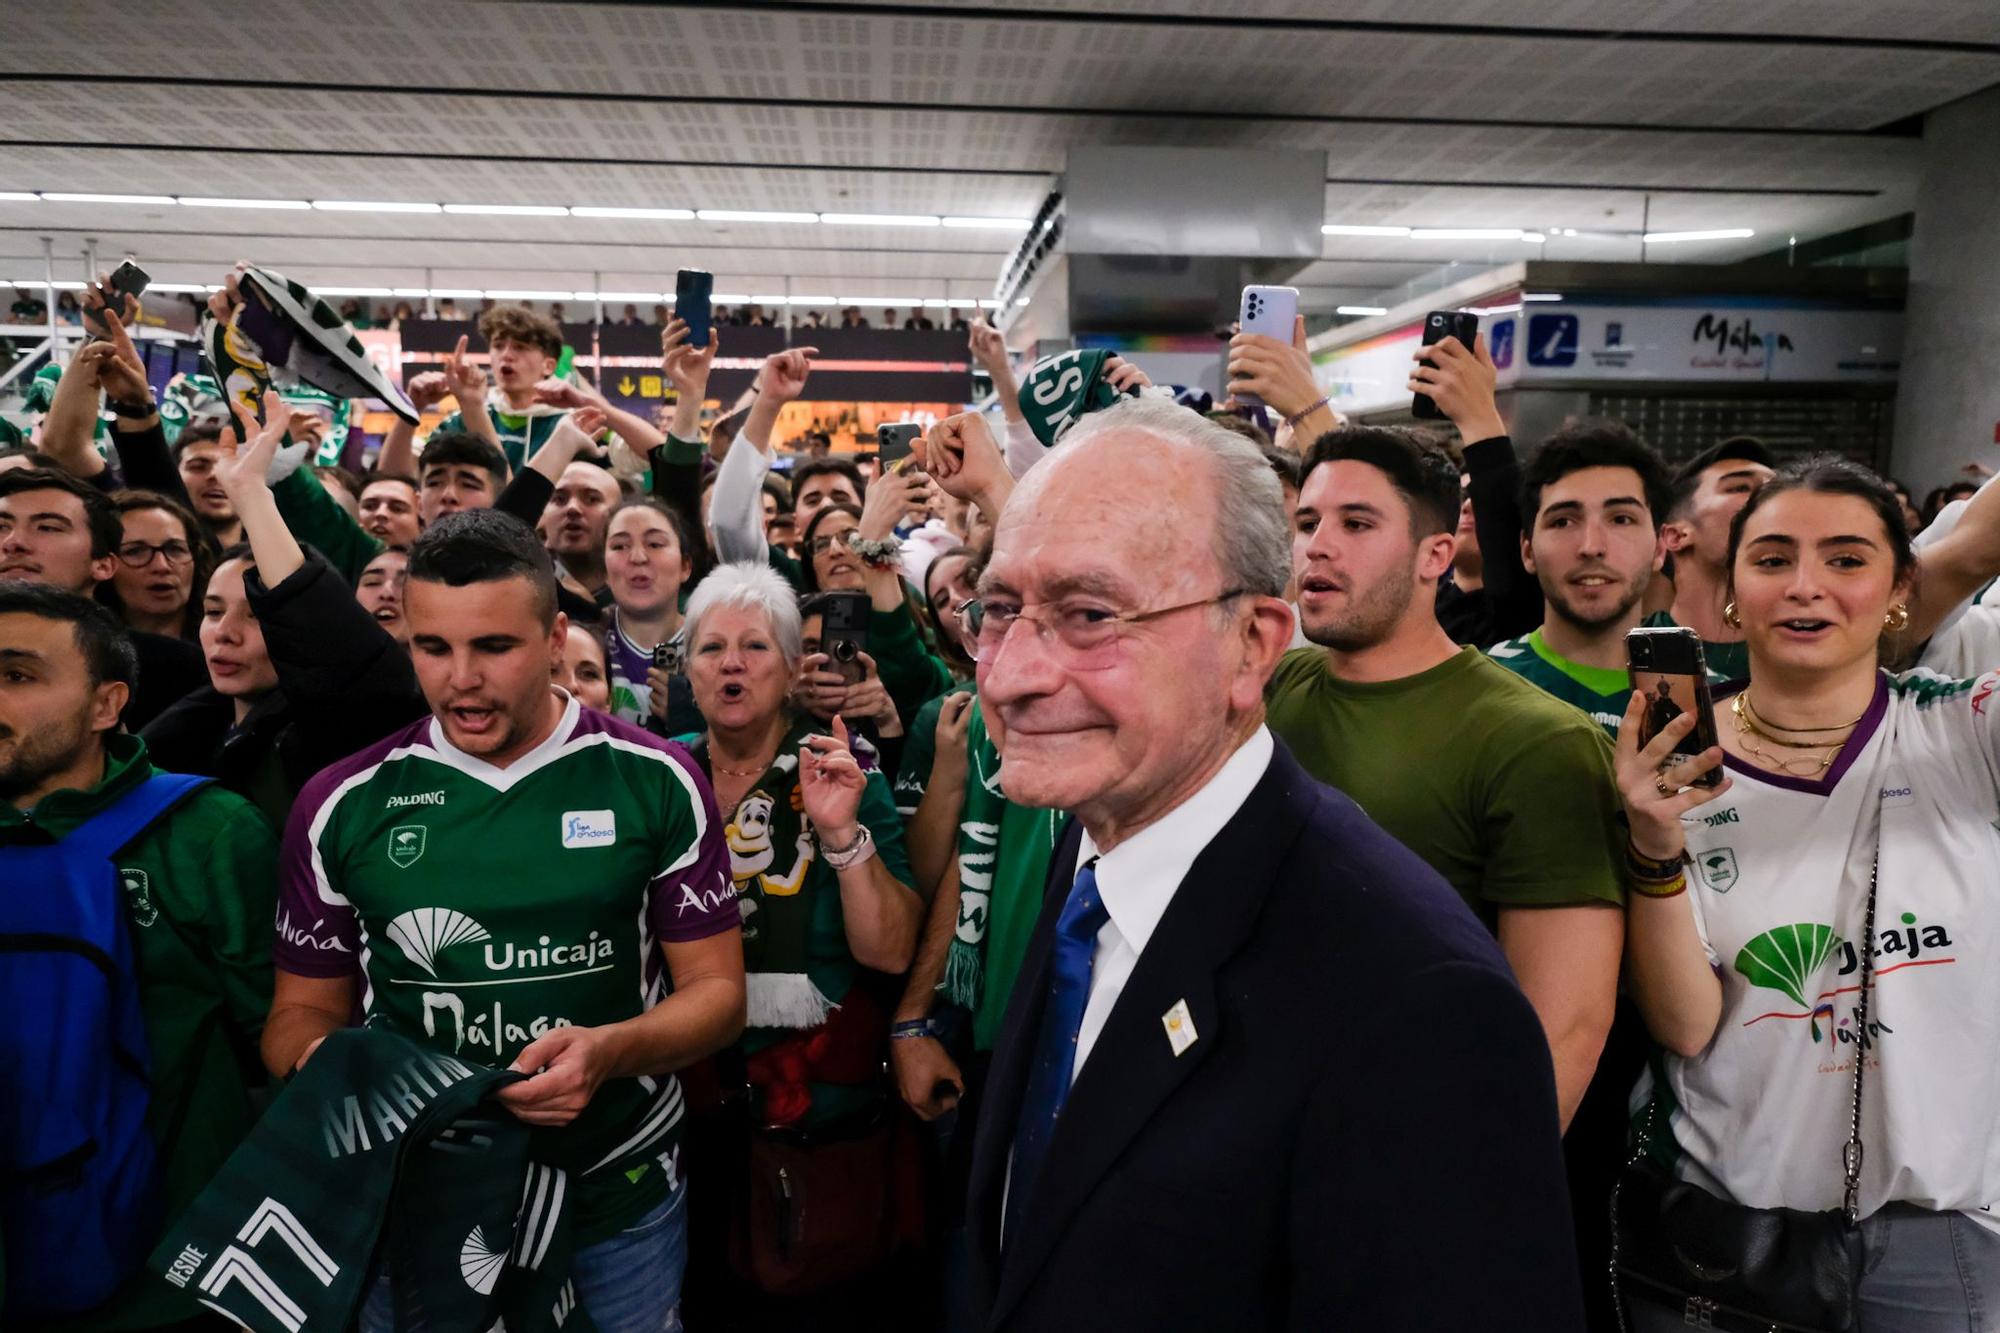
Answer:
[{"left": 2, "top": 0, "right": 1995, "bottom": 314}]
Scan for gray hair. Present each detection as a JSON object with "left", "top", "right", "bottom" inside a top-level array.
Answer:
[
  {"left": 682, "top": 561, "right": 803, "bottom": 671},
  {"left": 1054, "top": 396, "right": 1291, "bottom": 598}
]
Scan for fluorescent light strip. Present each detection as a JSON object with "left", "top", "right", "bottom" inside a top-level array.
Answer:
[
  {"left": 317, "top": 286, "right": 395, "bottom": 297},
  {"left": 1644, "top": 227, "right": 1756, "bottom": 243},
  {"left": 941, "top": 216, "right": 1032, "bottom": 230},
  {"left": 592, "top": 291, "right": 666, "bottom": 303},
  {"left": 571, "top": 206, "right": 696, "bottom": 220},
  {"left": 427, "top": 288, "right": 486, "bottom": 299},
  {"left": 818, "top": 212, "right": 941, "bottom": 228},
  {"left": 39, "top": 191, "right": 176, "bottom": 205},
  {"left": 1523, "top": 292, "right": 1564, "bottom": 302},
  {"left": 696, "top": 209, "right": 818, "bottom": 224},
  {"left": 181, "top": 196, "right": 311, "bottom": 210},
  {"left": 838, "top": 295, "right": 925, "bottom": 307},
  {"left": 0, "top": 192, "right": 37, "bottom": 202},
  {"left": 482, "top": 290, "right": 579, "bottom": 301},
  {"left": 1409, "top": 228, "right": 1528, "bottom": 241},
  {"left": 1520, "top": 232, "right": 1547, "bottom": 243},
  {"left": 1323, "top": 224, "right": 1412, "bottom": 237},
  {"left": 443, "top": 203, "right": 570, "bottom": 217},
  {"left": 711, "top": 292, "right": 751, "bottom": 303},
  {"left": 7, "top": 279, "right": 88, "bottom": 290},
  {"left": 1336, "top": 305, "right": 1388, "bottom": 316},
  {"left": 312, "top": 199, "right": 443, "bottom": 214},
  {"left": 147, "top": 282, "right": 219, "bottom": 294}
]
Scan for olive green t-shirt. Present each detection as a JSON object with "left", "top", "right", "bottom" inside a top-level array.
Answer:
[{"left": 1264, "top": 646, "right": 1625, "bottom": 926}]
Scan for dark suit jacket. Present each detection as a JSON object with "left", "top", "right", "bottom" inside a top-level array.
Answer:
[{"left": 965, "top": 740, "right": 1585, "bottom": 1332}]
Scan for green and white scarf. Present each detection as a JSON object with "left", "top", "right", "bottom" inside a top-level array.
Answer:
[
  {"left": 941, "top": 702, "right": 1064, "bottom": 1050},
  {"left": 1016, "top": 348, "right": 1125, "bottom": 447}
]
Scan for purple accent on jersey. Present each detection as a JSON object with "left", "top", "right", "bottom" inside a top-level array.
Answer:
[
  {"left": 567, "top": 708, "right": 740, "bottom": 945},
  {"left": 605, "top": 608, "right": 655, "bottom": 691},
  {"left": 274, "top": 713, "right": 436, "bottom": 977}
]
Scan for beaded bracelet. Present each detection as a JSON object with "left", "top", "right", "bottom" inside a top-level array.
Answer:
[{"left": 1630, "top": 873, "right": 1689, "bottom": 900}]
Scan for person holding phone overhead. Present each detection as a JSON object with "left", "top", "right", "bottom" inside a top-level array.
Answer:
[{"left": 1613, "top": 456, "right": 2000, "bottom": 1331}]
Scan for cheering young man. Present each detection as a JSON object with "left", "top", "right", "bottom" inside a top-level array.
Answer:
[{"left": 264, "top": 509, "right": 744, "bottom": 1330}]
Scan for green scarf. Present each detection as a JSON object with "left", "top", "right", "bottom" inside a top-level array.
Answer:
[
  {"left": 149, "top": 1027, "right": 591, "bottom": 1333},
  {"left": 941, "top": 702, "right": 1065, "bottom": 1050},
  {"left": 693, "top": 720, "right": 854, "bottom": 1032},
  {"left": 1016, "top": 348, "right": 1129, "bottom": 447}
]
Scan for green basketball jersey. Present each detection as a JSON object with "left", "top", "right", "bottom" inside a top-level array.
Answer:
[
  {"left": 276, "top": 696, "right": 738, "bottom": 1239},
  {"left": 1488, "top": 624, "right": 1732, "bottom": 737}
]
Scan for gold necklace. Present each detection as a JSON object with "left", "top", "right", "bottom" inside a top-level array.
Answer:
[
  {"left": 1739, "top": 690, "right": 1865, "bottom": 738},
  {"left": 1730, "top": 694, "right": 1846, "bottom": 775},
  {"left": 710, "top": 747, "right": 779, "bottom": 778}
]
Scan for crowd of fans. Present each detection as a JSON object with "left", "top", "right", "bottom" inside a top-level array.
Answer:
[{"left": 5, "top": 265, "right": 2000, "bottom": 1333}]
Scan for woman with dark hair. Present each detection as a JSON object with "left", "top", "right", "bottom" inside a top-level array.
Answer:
[
  {"left": 796, "top": 501, "right": 953, "bottom": 730},
  {"left": 1614, "top": 455, "right": 2000, "bottom": 1329},
  {"left": 554, "top": 617, "right": 613, "bottom": 713},
  {"left": 600, "top": 493, "right": 702, "bottom": 735},
  {"left": 108, "top": 489, "right": 213, "bottom": 640}
]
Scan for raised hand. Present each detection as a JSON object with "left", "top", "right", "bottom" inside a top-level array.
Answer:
[
  {"left": 661, "top": 318, "right": 719, "bottom": 396},
  {"left": 1613, "top": 694, "right": 1729, "bottom": 860},
  {"left": 1103, "top": 355, "right": 1152, "bottom": 394},
  {"left": 799, "top": 715, "right": 868, "bottom": 844},
  {"left": 219, "top": 390, "right": 295, "bottom": 498},
  {"left": 440, "top": 333, "right": 488, "bottom": 407},
  {"left": 914, "top": 412, "right": 1008, "bottom": 507},
  {"left": 858, "top": 466, "right": 929, "bottom": 541},
  {"left": 967, "top": 319, "right": 1009, "bottom": 377},
  {"left": 1228, "top": 314, "right": 1321, "bottom": 419},
  {"left": 405, "top": 370, "right": 452, "bottom": 412},
  {"left": 1408, "top": 332, "right": 1504, "bottom": 440},
  {"left": 757, "top": 346, "right": 817, "bottom": 404}
]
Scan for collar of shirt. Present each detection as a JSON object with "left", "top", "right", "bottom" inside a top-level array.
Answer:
[{"left": 1076, "top": 725, "right": 1273, "bottom": 958}]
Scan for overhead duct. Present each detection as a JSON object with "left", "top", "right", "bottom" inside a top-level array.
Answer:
[{"left": 1060, "top": 147, "right": 1327, "bottom": 334}]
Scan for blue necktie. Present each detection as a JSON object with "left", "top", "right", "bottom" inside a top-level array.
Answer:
[{"left": 1005, "top": 860, "right": 1109, "bottom": 1247}]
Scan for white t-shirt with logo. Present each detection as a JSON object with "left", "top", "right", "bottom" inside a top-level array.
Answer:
[{"left": 1652, "top": 670, "right": 2000, "bottom": 1232}]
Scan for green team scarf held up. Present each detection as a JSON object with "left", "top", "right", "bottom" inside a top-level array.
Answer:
[
  {"left": 149, "top": 1027, "right": 592, "bottom": 1333},
  {"left": 1016, "top": 348, "right": 1127, "bottom": 448},
  {"left": 692, "top": 720, "right": 854, "bottom": 1032},
  {"left": 943, "top": 703, "right": 1064, "bottom": 1049}
]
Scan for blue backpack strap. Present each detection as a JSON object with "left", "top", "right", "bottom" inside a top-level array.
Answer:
[{"left": 67, "top": 771, "right": 211, "bottom": 856}]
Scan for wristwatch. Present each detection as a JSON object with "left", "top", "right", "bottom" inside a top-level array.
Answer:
[
  {"left": 820, "top": 823, "right": 877, "bottom": 871},
  {"left": 890, "top": 1017, "right": 947, "bottom": 1041},
  {"left": 107, "top": 396, "right": 156, "bottom": 419}
]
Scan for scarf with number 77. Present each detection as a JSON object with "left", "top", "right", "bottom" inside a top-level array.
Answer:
[{"left": 149, "top": 1027, "right": 594, "bottom": 1332}]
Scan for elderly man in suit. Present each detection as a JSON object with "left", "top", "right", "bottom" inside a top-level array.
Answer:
[{"left": 962, "top": 397, "right": 1585, "bottom": 1332}]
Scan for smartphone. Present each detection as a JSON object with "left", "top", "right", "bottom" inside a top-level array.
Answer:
[
  {"left": 86, "top": 260, "right": 150, "bottom": 336},
  {"left": 877, "top": 422, "right": 922, "bottom": 475},
  {"left": 819, "top": 591, "right": 872, "bottom": 686},
  {"left": 1412, "top": 310, "right": 1481, "bottom": 421},
  {"left": 676, "top": 269, "right": 714, "bottom": 349},
  {"left": 1626, "top": 627, "right": 1723, "bottom": 788},
  {"left": 1233, "top": 285, "right": 1299, "bottom": 408},
  {"left": 651, "top": 638, "right": 684, "bottom": 678}
]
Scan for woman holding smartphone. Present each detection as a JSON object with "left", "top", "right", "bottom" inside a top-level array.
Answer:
[
  {"left": 600, "top": 494, "right": 704, "bottom": 736},
  {"left": 1614, "top": 457, "right": 2000, "bottom": 1329}
]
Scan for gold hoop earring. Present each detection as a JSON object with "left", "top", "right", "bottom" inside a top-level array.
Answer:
[
  {"left": 1723, "top": 601, "right": 1741, "bottom": 628},
  {"left": 1885, "top": 604, "right": 1910, "bottom": 632}
]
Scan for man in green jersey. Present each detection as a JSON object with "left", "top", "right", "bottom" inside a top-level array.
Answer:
[
  {"left": 1488, "top": 420, "right": 1697, "bottom": 735},
  {"left": 0, "top": 584, "right": 276, "bottom": 1328},
  {"left": 1266, "top": 425, "right": 1623, "bottom": 1133},
  {"left": 266, "top": 510, "right": 744, "bottom": 1331}
]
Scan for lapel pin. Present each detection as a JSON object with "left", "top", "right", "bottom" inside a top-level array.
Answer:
[{"left": 1162, "top": 999, "right": 1198, "bottom": 1057}]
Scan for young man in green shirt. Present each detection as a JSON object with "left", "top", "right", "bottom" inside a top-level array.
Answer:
[
  {"left": 0, "top": 584, "right": 276, "bottom": 1328},
  {"left": 1266, "top": 425, "right": 1624, "bottom": 1131}
]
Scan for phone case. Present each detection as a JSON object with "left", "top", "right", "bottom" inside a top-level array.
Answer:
[
  {"left": 676, "top": 270, "right": 713, "bottom": 348},
  {"left": 1235, "top": 286, "right": 1299, "bottom": 408},
  {"left": 1412, "top": 310, "right": 1480, "bottom": 420}
]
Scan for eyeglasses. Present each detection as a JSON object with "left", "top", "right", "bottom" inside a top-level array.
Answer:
[
  {"left": 957, "top": 588, "right": 1248, "bottom": 668},
  {"left": 116, "top": 540, "right": 195, "bottom": 568},
  {"left": 808, "top": 530, "right": 860, "bottom": 556}
]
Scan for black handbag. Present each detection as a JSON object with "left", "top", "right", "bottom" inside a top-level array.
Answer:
[{"left": 1609, "top": 845, "right": 1880, "bottom": 1332}]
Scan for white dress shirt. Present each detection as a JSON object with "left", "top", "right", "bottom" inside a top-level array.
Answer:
[{"left": 1069, "top": 725, "right": 1273, "bottom": 1079}]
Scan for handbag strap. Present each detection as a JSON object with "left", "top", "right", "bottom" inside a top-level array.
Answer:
[{"left": 1840, "top": 826, "right": 1881, "bottom": 1225}]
